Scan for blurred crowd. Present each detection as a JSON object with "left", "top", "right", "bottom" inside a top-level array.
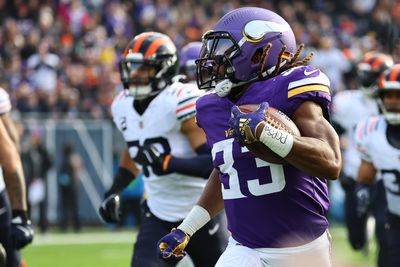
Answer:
[{"left": 0, "top": 0, "right": 399, "bottom": 119}]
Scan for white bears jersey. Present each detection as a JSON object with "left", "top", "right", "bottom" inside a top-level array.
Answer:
[
  {"left": 111, "top": 82, "right": 207, "bottom": 222},
  {"left": 0, "top": 88, "right": 11, "bottom": 192},
  {"left": 355, "top": 116, "right": 400, "bottom": 217},
  {"left": 332, "top": 90, "right": 379, "bottom": 179}
]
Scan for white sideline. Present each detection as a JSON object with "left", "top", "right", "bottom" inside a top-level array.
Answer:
[{"left": 31, "top": 231, "right": 135, "bottom": 246}]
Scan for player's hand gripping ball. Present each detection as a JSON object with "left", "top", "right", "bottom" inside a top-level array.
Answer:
[{"left": 229, "top": 102, "right": 300, "bottom": 164}]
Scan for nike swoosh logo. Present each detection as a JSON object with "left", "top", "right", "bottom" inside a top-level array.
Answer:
[
  {"left": 304, "top": 69, "right": 319, "bottom": 76},
  {"left": 0, "top": 206, "right": 8, "bottom": 216},
  {"left": 208, "top": 223, "right": 220, "bottom": 235}
]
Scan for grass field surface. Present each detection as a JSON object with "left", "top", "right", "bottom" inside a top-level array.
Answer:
[{"left": 21, "top": 224, "right": 377, "bottom": 267}]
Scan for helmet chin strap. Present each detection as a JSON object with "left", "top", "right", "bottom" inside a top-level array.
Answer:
[
  {"left": 377, "top": 98, "right": 400, "bottom": 125},
  {"left": 214, "top": 65, "right": 276, "bottom": 97},
  {"left": 384, "top": 113, "right": 400, "bottom": 125},
  {"left": 360, "top": 85, "right": 377, "bottom": 98},
  {"left": 128, "top": 85, "right": 152, "bottom": 100},
  {"left": 215, "top": 79, "right": 233, "bottom": 97}
]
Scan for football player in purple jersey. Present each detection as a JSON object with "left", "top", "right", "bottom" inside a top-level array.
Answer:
[{"left": 157, "top": 7, "right": 341, "bottom": 267}]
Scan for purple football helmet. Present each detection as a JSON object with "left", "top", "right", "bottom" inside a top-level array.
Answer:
[
  {"left": 179, "top": 42, "right": 203, "bottom": 81},
  {"left": 196, "top": 7, "right": 296, "bottom": 96}
]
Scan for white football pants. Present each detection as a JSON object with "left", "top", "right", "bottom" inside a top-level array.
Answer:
[{"left": 215, "top": 231, "right": 331, "bottom": 267}]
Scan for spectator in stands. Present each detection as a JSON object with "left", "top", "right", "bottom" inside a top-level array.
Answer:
[
  {"left": 26, "top": 38, "right": 60, "bottom": 95},
  {"left": 0, "top": 0, "right": 397, "bottom": 118}
]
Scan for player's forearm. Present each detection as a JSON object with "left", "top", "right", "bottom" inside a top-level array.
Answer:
[
  {"left": 197, "top": 168, "right": 224, "bottom": 217},
  {"left": 285, "top": 136, "right": 342, "bottom": 179},
  {"left": 1, "top": 138, "right": 27, "bottom": 210},
  {"left": 105, "top": 167, "right": 137, "bottom": 197},
  {"left": 178, "top": 169, "right": 223, "bottom": 236},
  {"left": 255, "top": 119, "right": 341, "bottom": 179},
  {"left": 106, "top": 148, "right": 141, "bottom": 196},
  {"left": 1, "top": 114, "right": 20, "bottom": 152},
  {"left": 4, "top": 167, "right": 27, "bottom": 211},
  {"left": 167, "top": 154, "right": 213, "bottom": 178}
]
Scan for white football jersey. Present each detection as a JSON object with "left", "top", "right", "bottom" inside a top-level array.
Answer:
[
  {"left": 332, "top": 90, "right": 379, "bottom": 178},
  {"left": 355, "top": 116, "right": 400, "bottom": 216},
  {"left": 111, "top": 82, "right": 207, "bottom": 222},
  {"left": 0, "top": 87, "right": 11, "bottom": 192}
]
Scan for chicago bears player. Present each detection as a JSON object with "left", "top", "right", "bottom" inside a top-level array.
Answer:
[
  {"left": 179, "top": 42, "right": 203, "bottom": 83},
  {"left": 332, "top": 52, "right": 392, "bottom": 264},
  {"left": 355, "top": 64, "right": 400, "bottom": 267},
  {"left": 157, "top": 7, "right": 341, "bottom": 267},
  {"left": 98, "top": 32, "right": 228, "bottom": 267},
  {"left": 0, "top": 87, "right": 33, "bottom": 267}
]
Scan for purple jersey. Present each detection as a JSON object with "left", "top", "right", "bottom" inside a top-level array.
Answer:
[{"left": 196, "top": 66, "right": 331, "bottom": 248}]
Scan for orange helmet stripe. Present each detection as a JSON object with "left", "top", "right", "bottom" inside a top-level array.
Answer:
[
  {"left": 132, "top": 32, "right": 153, "bottom": 53},
  {"left": 370, "top": 57, "right": 385, "bottom": 70},
  {"left": 144, "top": 37, "right": 171, "bottom": 59},
  {"left": 389, "top": 65, "right": 400, "bottom": 81},
  {"left": 378, "top": 75, "right": 384, "bottom": 89}
]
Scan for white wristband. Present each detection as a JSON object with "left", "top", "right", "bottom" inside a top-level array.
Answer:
[
  {"left": 177, "top": 205, "right": 211, "bottom": 236},
  {"left": 258, "top": 122, "right": 294, "bottom": 158}
]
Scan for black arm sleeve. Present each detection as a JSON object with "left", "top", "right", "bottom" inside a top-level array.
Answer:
[
  {"left": 105, "top": 167, "right": 136, "bottom": 197},
  {"left": 167, "top": 143, "right": 213, "bottom": 179}
]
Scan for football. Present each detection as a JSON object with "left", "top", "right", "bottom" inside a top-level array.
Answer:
[{"left": 238, "top": 104, "right": 301, "bottom": 164}]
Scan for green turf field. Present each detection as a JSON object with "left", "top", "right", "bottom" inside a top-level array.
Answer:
[
  {"left": 21, "top": 224, "right": 377, "bottom": 267},
  {"left": 21, "top": 230, "right": 134, "bottom": 267}
]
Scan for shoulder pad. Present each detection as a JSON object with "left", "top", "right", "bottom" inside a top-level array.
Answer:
[
  {"left": 173, "top": 83, "right": 202, "bottom": 122},
  {"left": 286, "top": 66, "right": 330, "bottom": 99},
  {"left": 270, "top": 66, "right": 331, "bottom": 118},
  {"left": 111, "top": 90, "right": 129, "bottom": 118},
  {"left": 195, "top": 92, "right": 220, "bottom": 129}
]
